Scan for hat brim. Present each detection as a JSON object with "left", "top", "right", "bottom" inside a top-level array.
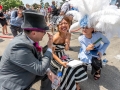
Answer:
[
  {"left": 23, "top": 27, "right": 49, "bottom": 31},
  {"left": 21, "top": 11, "right": 49, "bottom": 31}
]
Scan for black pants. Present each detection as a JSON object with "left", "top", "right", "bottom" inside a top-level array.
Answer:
[
  {"left": 83, "top": 57, "right": 102, "bottom": 75},
  {"left": 0, "top": 19, "right": 7, "bottom": 26},
  {"left": 40, "top": 65, "right": 60, "bottom": 90},
  {"left": 0, "top": 56, "right": 2, "bottom": 61},
  {"left": 24, "top": 75, "right": 50, "bottom": 90},
  {"left": 10, "top": 25, "right": 23, "bottom": 37}
]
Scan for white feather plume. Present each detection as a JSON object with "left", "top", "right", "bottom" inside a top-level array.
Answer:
[
  {"left": 69, "top": 22, "right": 80, "bottom": 32},
  {"left": 69, "top": 0, "right": 120, "bottom": 39}
]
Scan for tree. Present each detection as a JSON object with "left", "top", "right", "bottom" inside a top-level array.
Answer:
[
  {"left": 0, "top": 0, "right": 23, "bottom": 11},
  {"left": 32, "top": 3, "right": 39, "bottom": 9},
  {"left": 44, "top": 2, "right": 49, "bottom": 8},
  {"left": 60, "top": 2, "right": 64, "bottom": 6},
  {"left": 40, "top": 0, "right": 44, "bottom": 7},
  {"left": 62, "top": 0, "right": 65, "bottom": 2}
]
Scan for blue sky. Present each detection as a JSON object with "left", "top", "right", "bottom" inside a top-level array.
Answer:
[{"left": 21, "top": 0, "right": 62, "bottom": 5}]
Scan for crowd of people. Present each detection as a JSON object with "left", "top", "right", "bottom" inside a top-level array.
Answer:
[
  {"left": 0, "top": 0, "right": 80, "bottom": 36},
  {"left": 0, "top": 0, "right": 119, "bottom": 90}
]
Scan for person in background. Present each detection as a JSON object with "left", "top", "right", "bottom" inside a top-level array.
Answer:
[
  {"left": 26, "top": 4, "right": 31, "bottom": 10},
  {"left": 38, "top": 5, "right": 46, "bottom": 21},
  {"left": 44, "top": 7, "right": 48, "bottom": 22},
  {"left": 0, "top": 6, "right": 8, "bottom": 35},
  {"left": 51, "top": 1, "right": 58, "bottom": 17},
  {"left": 8, "top": 8, "right": 13, "bottom": 16},
  {"left": 60, "top": 0, "right": 70, "bottom": 16},
  {"left": 38, "top": 5, "right": 45, "bottom": 15},
  {"left": 31, "top": 6, "right": 35, "bottom": 10},
  {"left": 47, "top": 6, "right": 52, "bottom": 22},
  {"left": 5, "top": 10, "right": 11, "bottom": 25},
  {"left": 10, "top": 6, "right": 24, "bottom": 37},
  {"left": 50, "top": 1, "right": 59, "bottom": 34},
  {"left": 0, "top": 10, "right": 58, "bottom": 90}
]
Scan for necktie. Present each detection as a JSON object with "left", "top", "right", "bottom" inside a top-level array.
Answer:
[{"left": 33, "top": 42, "right": 42, "bottom": 52}]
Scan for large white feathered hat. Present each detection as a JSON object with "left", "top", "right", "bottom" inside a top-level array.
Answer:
[{"left": 69, "top": 0, "right": 120, "bottom": 39}]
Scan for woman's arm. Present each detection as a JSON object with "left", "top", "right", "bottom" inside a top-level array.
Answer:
[
  {"left": 98, "top": 33, "right": 110, "bottom": 55},
  {"left": 70, "top": 28, "right": 81, "bottom": 33},
  {"left": 52, "top": 36, "right": 68, "bottom": 67},
  {"left": 65, "top": 33, "right": 71, "bottom": 50},
  {"left": 52, "top": 46, "right": 63, "bottom": 65},
  {"left": 78, "top": 36, "right": 95, "bottom": 55},
  {"left": 52, "top": 46, "right": 68, "bottom": 67}
]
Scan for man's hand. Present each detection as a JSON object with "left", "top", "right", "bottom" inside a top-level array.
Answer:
[
  {"left": 47, "top": 70, "right": 59, "bottom": 83},
  {"left": 47, "top": 33, "right": 53, "bottom": 49},
  {"left": 86, "top": 44, "right": 94, "bottom": 51}
]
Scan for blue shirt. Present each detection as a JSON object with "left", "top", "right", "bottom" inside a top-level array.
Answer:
[
  {"left": 78, "top": 32, "right": 110, "bottom": 64},
  {"left": 10, "top": 10, "right": 23, "bottom": 27}
]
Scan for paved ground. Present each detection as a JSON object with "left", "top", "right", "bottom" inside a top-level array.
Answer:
[{"left": 0, "top": 26, "right": 120, "bottom": 90}]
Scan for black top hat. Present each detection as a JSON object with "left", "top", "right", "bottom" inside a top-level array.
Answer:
[{"left": 21, "top": 10, "right": 49, "bottom": 31}]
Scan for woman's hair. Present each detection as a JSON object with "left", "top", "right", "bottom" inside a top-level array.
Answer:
[
  {"left": 57, "top": 15, "right": 72, "bottom": 27},
  {"left": 63, "top": 15, "right": 72, "bottom": 26}
]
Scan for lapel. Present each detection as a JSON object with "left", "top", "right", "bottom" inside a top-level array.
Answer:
[{"left": 20, "top": 32, "right": 42, "bottom": 59}]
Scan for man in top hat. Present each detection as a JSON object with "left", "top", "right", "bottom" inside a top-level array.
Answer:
[{"left": 0, "top": 10, "right": 58, "bottom": 90}]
